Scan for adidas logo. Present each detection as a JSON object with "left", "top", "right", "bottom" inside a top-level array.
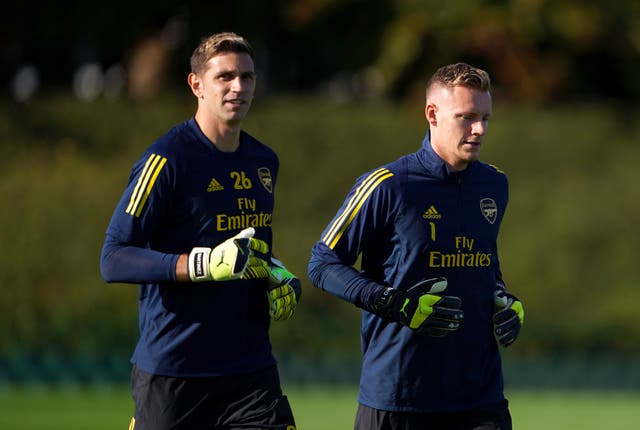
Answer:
[
  {"left": 422, "top": 205, "right": 442, "bottom": 219},
  {"left": 207, "top": 178, "right": 224, "bottom": 192}
]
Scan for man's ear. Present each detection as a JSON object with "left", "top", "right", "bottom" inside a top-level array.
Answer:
[
  {"left": 188, "top": 73, "right": 203, "bottom": 98},
  {"left": 425, "top": 103, "right": 437, "bottom": 127}
]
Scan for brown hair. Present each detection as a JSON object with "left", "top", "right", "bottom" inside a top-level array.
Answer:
[{"left": 190, "top": 32, "right": 254, "bottom": 74}]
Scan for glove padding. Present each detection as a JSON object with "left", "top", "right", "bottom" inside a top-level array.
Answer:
[
  {"left": 188, "top": 228, "right": 270, "bottom": 282},
  {"left": 373, "top": 277, "right": 463, "bottom": 337},
  {"left": 493, "top": 289, "right": 524, "bottom": 347},
  {"left": 242, "top": 256, "right": 271, "bottom": 279},
  {"left": 267, "top": 258, "right": 301, "bottom": 321}
]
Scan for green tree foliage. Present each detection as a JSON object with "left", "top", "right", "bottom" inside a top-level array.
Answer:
[
  {"left": 3, "top": 1, "right": 640, "bottom": 102},
  {"left": 343, "top": 0, "right": 640, "bottom": 101}
]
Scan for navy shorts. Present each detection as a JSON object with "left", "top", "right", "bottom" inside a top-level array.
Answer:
[
  {"left": 130, "top": 365, "right": 296, "bottom": 430},
  {"left": 355, "top": 399, "right": 512, "bottom": 430}
]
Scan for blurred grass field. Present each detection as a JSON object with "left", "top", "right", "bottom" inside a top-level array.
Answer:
[{"left": 1, "top": 385, "right": 638, "bottom": 430}]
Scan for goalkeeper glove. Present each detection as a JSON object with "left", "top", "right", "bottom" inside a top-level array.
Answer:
[
  {"left": 493, "top": 288, "right": 524, "bottom": 347},
  {"left": 267, "top": 257, "right": 301, "bottom": 321},
  {"left": 373, "top": 277, "right": 463, "bottom": 337},
  {"left": 188, "top": 228, "right": 270, "bottom": 282}
]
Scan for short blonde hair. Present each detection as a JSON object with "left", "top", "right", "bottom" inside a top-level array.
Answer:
[
  {"left": 426, "top": 63, "right": 491, "bottom": 99},
  {"left": 190, "top": 32, "right": 254, "bottom": 74}
]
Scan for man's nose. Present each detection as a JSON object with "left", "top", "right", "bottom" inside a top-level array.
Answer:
[
  {"left": 472, "top": 120, "right": 487, "bottom": 135},
  {"left": 230, "top": 77, "right": 244, "bottom": 92}
]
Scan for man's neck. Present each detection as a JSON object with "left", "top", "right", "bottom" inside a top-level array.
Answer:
[{"left": 194, "top": 113, "right": 242, "bottom": 152}]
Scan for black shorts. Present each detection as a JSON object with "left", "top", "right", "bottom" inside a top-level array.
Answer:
[
  {"left": 354, "top": 399, "right": 512, "bottom": 430},
  {"left": 130, "top": 365, "right": 296, "bottom": 430}
]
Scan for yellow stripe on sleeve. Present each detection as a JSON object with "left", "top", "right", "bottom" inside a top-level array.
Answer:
[
  {"left": 489, "top": 163, "right": 505, "bottom": 173},
  {"left": 125, "top": 154, "right": 167, "bottom": 217},
  {"left": 322, "top": 168, "right": 393, "bottom": 249},
  {"left": 125, "top": 154, "right": 158, "bottom": 215},
  {"left": 322, "top": 168, "right": 389, "bottom": 243}
]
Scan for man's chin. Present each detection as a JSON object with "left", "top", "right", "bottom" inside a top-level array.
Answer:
[
  {"left": 463, "top": 148, "right": 481, "bottom": 161},
  {"left": 223, "top": 113, "right": 247, "bottom": 126}
]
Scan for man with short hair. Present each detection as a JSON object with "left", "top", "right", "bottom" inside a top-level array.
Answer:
[
  {"left": 308, "top": 63, "right": 524, "bottom": 430},
  {"left": 101, "top": 32, "right": 299, "bottom": 430}
]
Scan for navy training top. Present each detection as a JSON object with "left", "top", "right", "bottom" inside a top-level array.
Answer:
[
  {"left": 308, "top": 131, "right": 509, "bottom": 412},
  {"left": 101, "top": 118, "right": 278, "bottom": 377}
]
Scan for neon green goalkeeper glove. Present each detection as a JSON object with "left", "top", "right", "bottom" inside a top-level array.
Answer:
[
  {"left": 188, "top": 228, "right": 270, "bottom": 282},
  {"left": 493, "top": 288, "right": 524, "bottom": 347},
  {"left": 373, "top": 277, "right": 464, "bottom": 336},
  {"left": 267, "top": 257, "right": 301, "bottom": 321}
]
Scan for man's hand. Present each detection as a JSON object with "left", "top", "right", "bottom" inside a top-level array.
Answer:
[
  {"left": 267, "top": 258, "right": 301, "bottom": 321},
  {"left": 373, "top": 277, "right": 464, "bottom": 336},
  {"left": 493, "top": 289, "right": 524, "bottom": 347},
  {"left": 188, "top": 228, "right": 270, "bottom": 282}
]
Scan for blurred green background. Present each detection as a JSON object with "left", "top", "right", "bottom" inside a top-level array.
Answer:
[{"left": 2, "top": 0, "right": 640, "bottom": 395}]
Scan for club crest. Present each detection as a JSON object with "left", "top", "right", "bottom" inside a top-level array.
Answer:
[
  {"left": 480, "top": 198, "right": 498, "bottom": 224},
  {"left": 258, "top": 167, "right": 273, "bottom": 193}
]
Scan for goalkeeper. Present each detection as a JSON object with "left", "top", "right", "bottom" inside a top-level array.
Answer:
[
  {"left": 308, "top": 63, "right": 524, "bottom": 430},
  {"left": 100, "top": 33, "right": 298, "bottom": 430}
]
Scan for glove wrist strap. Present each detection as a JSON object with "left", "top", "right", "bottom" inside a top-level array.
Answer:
[
  {"left": 188, "top": 247, "right": 212, "bottom": 282},
  {"left": 373, "top": 287, "right": 397, "bottom": 318}
]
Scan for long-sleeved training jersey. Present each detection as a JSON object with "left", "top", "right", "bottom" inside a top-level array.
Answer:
[
  {"left": 101, "top": 118, "right": 278, "bottom": 377},
  {"left": 308, "top": 132, "right": 509, "bottom": 412}
]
